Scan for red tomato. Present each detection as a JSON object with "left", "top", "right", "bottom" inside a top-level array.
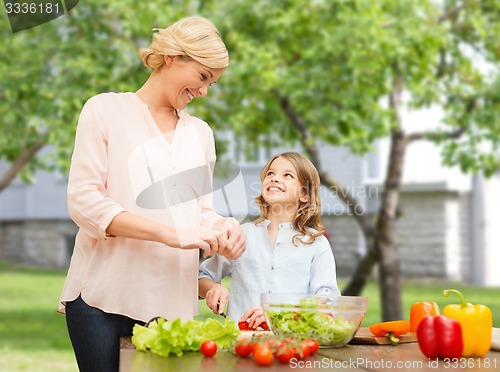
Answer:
[
  {"left": 293, "top": 342, "right": 310, "bottom": 360},
  {"left": 253, "top": 344, "right": 274, "bottom": 366},
  {"left": 304, "top": 338, "right": 319, "bottom": 355},
  {"left": 200, "top": 340, "right": 217, "bottom": 357},
  {"left": 249, "top": 342, "right": 258, "bottom": 353},
  {"left": 234, "top": 341, "right": 253, "bottom": 358},
  {"left": 260, "top": 321, "right": 270, "bottom": 331},
  {"left": 275, "top": 345, "right": 294, "bottom": 363},
  {"left": 301, "top": 342, "right": 311, "bottom": 359},
  {"left": 264, "top": 338, "right": 278, "bottom": 351},
  {"left": 273, "top": 341, "right": 283, "bottom": 356},
  {"left": 238, "top": 321, "right": 249, "bottom": 331}
]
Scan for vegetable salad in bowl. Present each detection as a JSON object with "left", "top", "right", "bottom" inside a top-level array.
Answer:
[{"left": 262, "top": 293, "right": 368, "bottom": 348}]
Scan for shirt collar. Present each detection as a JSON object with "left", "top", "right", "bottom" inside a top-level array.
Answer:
[{"left": 255, "top": 219, "right": 293, "bottom": 229}]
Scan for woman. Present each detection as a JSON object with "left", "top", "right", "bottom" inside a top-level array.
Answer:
[{"left": 59, "top": 16, "right": 245, "bottom": 371}]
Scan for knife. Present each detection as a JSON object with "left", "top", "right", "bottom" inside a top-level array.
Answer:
[{"left": 216, "top": 301, "right": 227, "bottom": 318}]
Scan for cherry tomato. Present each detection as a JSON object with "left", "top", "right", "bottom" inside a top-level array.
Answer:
[
  {"left": 253, "top": 344, "right": 274, "bottom": 366},
  {"left": 304, "top": 338, "right": 319, "bottom": 355},
  {"left": 234, "top": 341, "right": 253, "bottom": 358},
  {"left": 238, "top": 321, "right": 249, "bottom": 331},
  {"left": 249, "top": 342, "right": 258, "bottom": 353},
  {"left": 301, "top": 342, "right": 311, "bottom": 359},
  {"left": 260, "top": 321, "right": 270, "bottom": 331},
  {"left": 275, "top": 345, "right": 294, "bottom": 363},
  {"left": 200, "top": 340, "right": 217, "bottom": 357},
  {"left": 264, "top": 338, "right": 278, "bottom": 351},
  {"left": 293, "top": 342, "right": 310, "bottom": 360}
]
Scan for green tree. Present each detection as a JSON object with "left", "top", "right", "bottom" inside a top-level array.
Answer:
[{"left": 1, "top": 0, "right": 499, "bottom": 320}]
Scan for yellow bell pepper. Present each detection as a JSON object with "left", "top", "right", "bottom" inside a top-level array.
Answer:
[{"left": 443, "top": 289, "right": 492, "bottom": 357}]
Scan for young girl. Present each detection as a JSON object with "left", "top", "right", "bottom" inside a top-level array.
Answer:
[{"left": 198, "top": 152, "right": 340, "bottom": 329}]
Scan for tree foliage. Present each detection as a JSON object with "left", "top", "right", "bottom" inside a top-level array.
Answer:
[
  {"left": 0, "top": 0, "right": 187, "bottom": 186},
  {"left": 1, "top": 0, "right": 499, "bottom": 181},
  {"left": 202, "top": 0, "right": 500, "bottom": 174}
]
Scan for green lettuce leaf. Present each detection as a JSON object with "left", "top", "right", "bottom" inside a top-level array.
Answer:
[
  {"left": 266, "top": 310, "right": 356, "bottom": 346},
  {"left": 131, "top": 317, "right": 239, "bottom": 357}
]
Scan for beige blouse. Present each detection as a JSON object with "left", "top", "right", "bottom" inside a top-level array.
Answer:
[{"left": 58, "top": 92, "right": 221, "bottom": 322}]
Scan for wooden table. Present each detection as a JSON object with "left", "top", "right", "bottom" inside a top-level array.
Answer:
[{"left": 119, "top": 337, "right": 500, "bottom": 371}]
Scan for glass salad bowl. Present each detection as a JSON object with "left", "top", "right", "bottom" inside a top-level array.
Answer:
[{"left": 261, "top": 293, "right": 368, "bottom": 348}]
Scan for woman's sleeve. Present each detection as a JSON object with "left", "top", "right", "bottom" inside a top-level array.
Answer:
[
  {"left": 67, "top": 97, "right": 126, "bottom": 240},
  {"left": 310, "top": 235, "right": 341, "bottom": 296}
]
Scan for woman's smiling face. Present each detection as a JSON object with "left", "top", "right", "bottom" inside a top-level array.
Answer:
[{"left": 162, "top": 56, "right": 224, "bottom": 110}]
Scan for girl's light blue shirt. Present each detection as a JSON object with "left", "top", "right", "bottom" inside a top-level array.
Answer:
[{"left": 198, "top": 220, "right": 341, "bottom": 321}]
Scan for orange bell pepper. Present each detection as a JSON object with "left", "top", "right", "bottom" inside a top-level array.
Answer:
[
  {"left": 369, "top": 320, "right": 411, "bottom": 345},
  {"left": 410, "top": 301, "right": 440, "bottom": 332}
]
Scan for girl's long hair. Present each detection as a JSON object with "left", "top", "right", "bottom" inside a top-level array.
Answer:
[{"left": 254, "top": 152, "right": 325, "bottom": 245}]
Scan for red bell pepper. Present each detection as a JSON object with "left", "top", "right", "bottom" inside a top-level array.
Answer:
[{"left": 416, "top": 314, "right": 463, "bottom": 359}]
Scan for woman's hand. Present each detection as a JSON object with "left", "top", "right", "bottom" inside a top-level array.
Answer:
[
  {"left": 205, "top": 283, "right": 229, "bottom": 315},
  {"left": 239, "top": 306, "right": 266, "bottom": 330},
  {"left": 106, "top": 212, "right": 226, "bottom": 257},
  {"left": 213, "top": 217, "right": 246, "bottom": 260},
  {"left": 163, "top": 227, "right": 227, "bottom": 258}
]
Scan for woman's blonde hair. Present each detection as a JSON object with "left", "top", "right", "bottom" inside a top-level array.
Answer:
[
  {"left": 140, "top": 16, "right": 229, "bottom": 70},
  {"left": 255, "top": 152, "right": 325, "bottom": 245}
]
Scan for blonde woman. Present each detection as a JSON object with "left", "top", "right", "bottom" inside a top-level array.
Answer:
[
  {"left": 199, "top": 152, "right": 340, "bottom": 328},
  {"left": 59, "top": 16, "right": 245, "bottom": 371}
]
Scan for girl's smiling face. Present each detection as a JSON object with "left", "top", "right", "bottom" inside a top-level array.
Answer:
[
  {"left": 261, "top": 156, "right": 309, "bottom": 210},
  {"left": 162, "top": 56, "right": 224, "bottom": 110}
]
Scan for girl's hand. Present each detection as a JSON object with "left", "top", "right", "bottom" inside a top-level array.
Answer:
[
  {"left": 213, "top": 217, "right": 246, "bottom": 260},
  {"left": 239, "top": 306, "right": 266, "bottom": 329},
  {"left": 205, "top": 284, "right": 229, "bottom": 315}
]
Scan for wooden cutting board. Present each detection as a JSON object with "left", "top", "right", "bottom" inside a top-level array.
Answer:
[
  {"left": 491, "top": 327, "right": 500, "bottom": 351},
  {"left": 349, "top": 327, "right": 417, "bottom": 345}
]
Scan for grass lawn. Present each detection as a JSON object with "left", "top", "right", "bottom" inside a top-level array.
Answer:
[
  {"left": 0, "top": 262, "right": 77, "bottom": 372},
  {"left": 1, "top": 261, "right": 499, "bottom": 371}
]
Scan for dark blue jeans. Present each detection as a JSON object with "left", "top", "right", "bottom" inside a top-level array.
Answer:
[{"left": 65, "top": 295, "right": 144, "bottom": 372}]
